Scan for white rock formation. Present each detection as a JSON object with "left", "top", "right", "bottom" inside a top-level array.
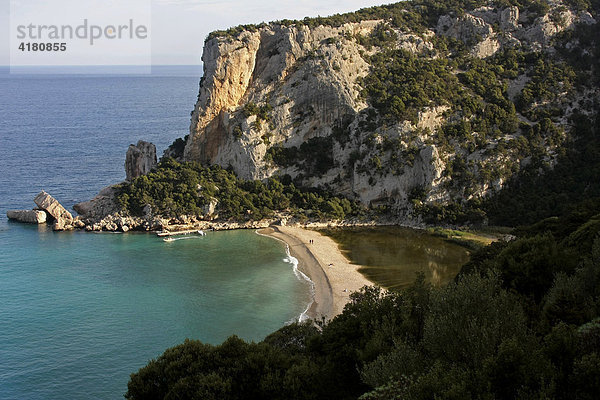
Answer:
[
  {"left": 6, "top": 210, "right": 47, "bottom": 224},
  {"left": 171, "top": 1, "right": 597, "bottom": 211},
  {"left": 437, "top": 4, "right": 591, "bottom": 54},
  {"left": 34, "top": 191, "right": 73, "bottom": 222},
  {"left": 125, "top": 140, "right": 157, "bottom": 181},
  {"left": 437, "top": 14, "right": 494, "bottom": 43},
  {"left": 184, "top": 21, "right": 376, "bottom": 174}
]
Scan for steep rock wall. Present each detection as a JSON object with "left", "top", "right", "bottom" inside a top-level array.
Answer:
[{"left": 181, "top": 1, "right": 597, "bottom": 211}]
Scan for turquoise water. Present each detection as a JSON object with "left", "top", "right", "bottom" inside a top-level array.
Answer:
[
  {"left": 0, "top": 67, "right": 312, "bottom": 399},
  {"left": 0, "top": 225, "right": 311, "bottom": 399}
]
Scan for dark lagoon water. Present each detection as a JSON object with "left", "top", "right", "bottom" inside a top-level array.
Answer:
[
  {"left": 0, "top": 66, "right": 311, "bottom": 400},
  {"left": 322, "top": 226, "right": 471, "bottom": 290}
]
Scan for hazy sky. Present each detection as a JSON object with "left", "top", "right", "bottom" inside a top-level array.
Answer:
[{"left": 2, "top": 0, "right": 393, "bottom": 66}]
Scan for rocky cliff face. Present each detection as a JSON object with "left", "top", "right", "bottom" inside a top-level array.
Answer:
[
  {"left": 184, "top": 21, "right": 377, "bottom": 175},
  {"left": 437, "top": 4, "right": 596, "bottom": 55},
  {"left": 180, "top": 1, "right": 598, "bottom": 214},
  {"left": 125, "top": 140, "right": 157, "bottom": 181}
]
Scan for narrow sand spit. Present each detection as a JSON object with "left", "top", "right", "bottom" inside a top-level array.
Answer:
[{"left": 259, "top": 226, "right": 373, "bottom": 321}]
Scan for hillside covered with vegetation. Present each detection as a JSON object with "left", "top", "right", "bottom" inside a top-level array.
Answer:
[
  {"left": 125, "top": 205, "right": 600, "bottom": 399},
  {"left": 162, "top": 0, "right": 600, "bottom": 227},
  {"left": 121, "top": 0, "right": 600, "bottom": 398},
  {"left": 116, "top": 158, "right": 366, "bottom": 222}
]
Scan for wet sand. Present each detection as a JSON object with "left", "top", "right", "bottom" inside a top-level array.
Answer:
[{"left": 260, "top": 226, "right": 373, "bottom": 320}]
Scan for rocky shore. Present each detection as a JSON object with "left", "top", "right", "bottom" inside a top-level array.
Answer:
[
  {"left": 6, "top": 139, "right": 427, "bottom": 233},
  {"left": 7, "top": 190, "right": 73, "bottom": 230},
  {"left": 7, "top": 185, "right": 423, "bottom": 234}
]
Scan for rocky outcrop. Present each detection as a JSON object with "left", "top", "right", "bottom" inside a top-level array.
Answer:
[
  {"left": 184, "top": 21, "right": 377, "bottom": 174},
  {"left": 125, "top": 140, "right": 157, "bottom": 181},
  {"left": 6, "top": 210, "right": 47, "bottom": 224},
  {"left": 437, "top": 14, "right": 493, "bottom": 43},
  {"left": 523, "top": 12, "right": 575, "bottom": 47},
  {"left": 436, "top": 4, "right": 591, "bottom": 54},
  {"left": 82, "top": 213, "right": 165, "bottom": 232},
  {"left": 34, "top": 191, "right": 73, "bottom": 231},
  {"left": 172, "top": 0, "right": 598, "bottom": 215},
  {"left": 203, "top": 197, "right": 219, "bottom": 219},
  {"left": 74, "top": 185, "right": 120, "bottom": 221},
  {"left": 34, "top": 191, "right": 72, "bottom": 220},
  {"left": 501, "top": 6, "right": 520, "bottom": 31},
  {"left": 7, "top": 191, "right": 74, "bottom": 229}
]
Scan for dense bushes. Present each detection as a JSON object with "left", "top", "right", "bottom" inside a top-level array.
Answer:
[
  {"left": 359, "top": 44, "right": 578, "bottom": 215},
  {"left": 360, "top": 50, "right": 462, "bottom": 123},
  {"left": 361, "top": 46, "right": 568, "bottom": 144},
  {"left": 206, "top": 0, "right": 594, "bottom": 43},
  {"left": 116, "top": 158, "right": 364, "bottom": 221},
  {"left": 483, "top": 111, "right": 600, "bottom": 226},
  {"left": 200, "top": 0, "right": 599, "bottom": 228},
  {"left": 516, "top": 54, "right": 577, "bottom": 120},
  {"left": 265, "top": 136, "right": 335, "bottom": 176},
  {"left": 416, "top": 109, "right": 599, "bottom": 227},
  {"left": 124, "top": 1, "right": 600, "bottom": 395},
  {"left": 126, "top": 210, "right": 600, "bottom": 399}
]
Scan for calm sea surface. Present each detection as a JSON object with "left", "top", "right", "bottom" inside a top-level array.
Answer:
[
  {"left": 322, "top": 226, "right": 471, "bottom": 290},
  {"left": 0, "top": 66, "right": 311, "bottom": 400}
]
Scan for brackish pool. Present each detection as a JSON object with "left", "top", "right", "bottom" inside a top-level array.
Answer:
[{"left": 321, "top": 226, "right": 471, "bottom": 290}]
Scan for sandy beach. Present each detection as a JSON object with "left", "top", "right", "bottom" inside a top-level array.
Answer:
[{"left": 260, "top": 226, "right": 373, "bottom": 321}]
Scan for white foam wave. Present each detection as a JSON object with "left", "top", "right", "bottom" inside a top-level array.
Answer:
[
  {"left": 256, "top": 230, "right": 315, "bottom": 322},
  {"left": 162, "top": 235, "right": 203, "bottom": 242}
]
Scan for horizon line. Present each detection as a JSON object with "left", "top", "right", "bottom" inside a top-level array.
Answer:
[{"left": 1, "top": 64, "right": 202, "bottom": 67}]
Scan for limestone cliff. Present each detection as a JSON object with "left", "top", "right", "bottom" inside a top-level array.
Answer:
[
  {"left": 184, "top": 21, "right": 377, "bottom": 174},
  {"left": 176, "top": 0, "right": 598, "bottom": 215},
  {"left": 125, "top": 141, "right": 157, "bottom": 181}
]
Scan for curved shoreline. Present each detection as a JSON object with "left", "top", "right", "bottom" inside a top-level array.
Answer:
[
  {"left": 255, "top": 228, "right": 316, "bottom": 322},
  {"left": 259, "top": 226, "right": 373, "bottom": 321}
]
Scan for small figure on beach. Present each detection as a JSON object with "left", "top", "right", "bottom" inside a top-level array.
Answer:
[{"left": 329, "top": 263, "right": 334, "bottom": 267}]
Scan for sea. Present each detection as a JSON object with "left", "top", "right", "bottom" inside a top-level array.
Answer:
[{"left": 0, "top": 66, "right": 312, "bottom": 400}]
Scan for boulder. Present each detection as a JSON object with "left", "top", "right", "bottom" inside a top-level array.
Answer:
[
  {"left": 105, "top": 222, "right": 118, "bottom": 231},
  {"left": 579, "top": 11, "right": 596, "bottom": 25},
  {"left": 472, "top": 37, "right": 500, "bottom": 58},
  {"left": 34, "top": 191, "right": 73, "bottom": 222},
  {"left": 125, "top": 140, "right": 157, "bottom": 181},
  {"left": 52, "top": 218, "right": 68, "bottom": 231},
  {"left": 523, "top": 11, "right": 576, "bottom": 47},
  {"left": 203, "top": 197, "right": 219, "bottom": 217},
  {"left": 74, "top": 185, "right": 120, "bottom": 220},
  {"left": 143, "top": 204, "right": 153, "bottom": 217},
  {"left": 6, "top": 209, "right": 47, "bottom": 224},
  {"left": 437, "top": 14, "right": 493, "bottom": 43}
]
